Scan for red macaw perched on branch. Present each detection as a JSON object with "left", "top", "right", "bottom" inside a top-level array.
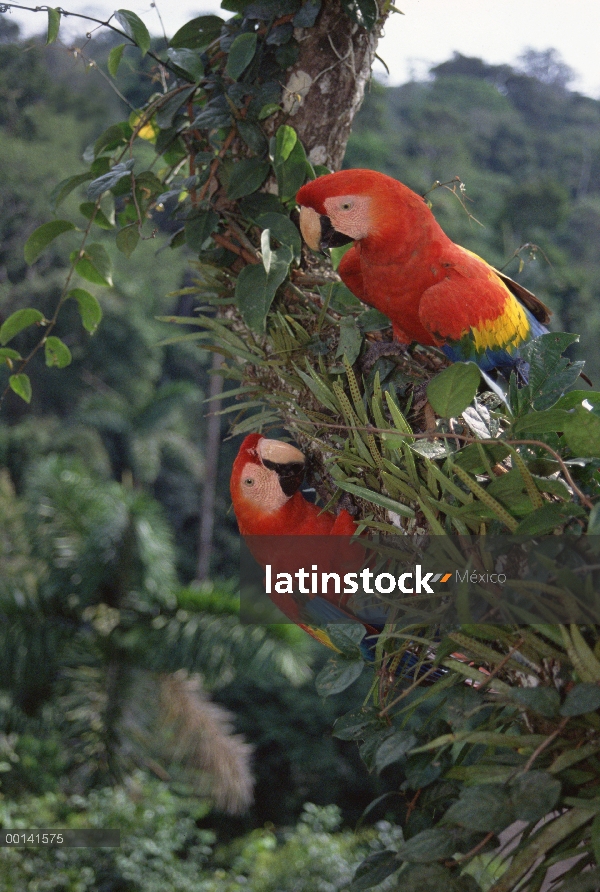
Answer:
[
  {"left": 230, "top": 434, "right": 446, "bottom": 678},
  {"left": 297, "top": 170, "right": 552, "bottom": 380}
]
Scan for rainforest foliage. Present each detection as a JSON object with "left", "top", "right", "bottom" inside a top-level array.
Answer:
[{"left": 2, "top": 3, "right": 600, "bottom": 890}]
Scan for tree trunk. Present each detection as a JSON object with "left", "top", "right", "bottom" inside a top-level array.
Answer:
[{"left": 277, "top": 1, "right": 388, "bottom": 170}]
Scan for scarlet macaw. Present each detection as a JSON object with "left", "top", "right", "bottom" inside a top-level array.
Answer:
[{"left": 297, "top": 169, "right": 551, "bottom": 380}]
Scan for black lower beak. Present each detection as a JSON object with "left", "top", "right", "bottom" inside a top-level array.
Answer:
[
  {"left": 262, "top": 460, "right": 305, "bottom": 497},
  {"left": 319, "top": 215, "right": 354, "bottom": 251}
]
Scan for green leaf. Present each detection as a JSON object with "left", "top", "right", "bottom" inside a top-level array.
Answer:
[
  {"left": 509, "top": 772, "right": 561, "bottom": 822},
  {"left": 395, "top": 828, "right": 456, "bottom": 863},
  {"left": 24, "top": 220, "right": 76, "bottom": 265},
  {"left": 114, "top": 9, "right": 151, "bottom": 56},
  {"left": 46, "top": 7, "right": 60, "bottom": 44},
  {"left": 87, "top": 160, "right": 135, "bottom": 199},
  {"left": 155, "top": 86, "right": 196, "bottom": 129},
  {"left": 275, "top": 124, "right": 297, "bottom": 162},
  {"left": 79, "top": 202, "right": 115, "bottom": 230},
  {"left": 9, "top": 374, "right": 32, "bottom": 404},
  {"left": 226, "top": 32, "right": 258, "bottom": 80},
  {"left": 315, "top": 654, "right": 364, "bottom": 697},
  {"left": 348, "top": 851, "right": 400, "bottom": 892},
  {"left": 50, "top": 173, "right": 94, "bottom": 210},
  {"left": 563, "top": 406, "right": 600, "bottom": 458},
  {"left": 44, "top": 336, "right": 72, "bottom": 368},
  {"left": 443, "top": 785, "right": 513, "bottom": 832},
  {"left": 515, "top": 331, "right": 584, "bottom": 413},
  {"left": 170, "top": 15, "right": 224, "bottom": 49},
  {"left": 334, "top": 479, "right": 415, "bottom": 518},
  {"left": 107, "top": 43, "right": 126, "bottom": 77},
  {"left": 116, "top": 224, "right": 140, "bottom": 258},
  {"left": 560, "top": 683, "right": 600, "bottom": 716},
  {"left": 67, "top": 289, "right": 102, "bottom": 334},
  {"left": 510, "top": 687, "right": 560, "bottom": 718},
  {"left": 427, "top": 362, "right": 480, "bottom": 417},
  {"left": 93, "top": 121, "right": 132, "bottom": 157},
  {"left": 71, "top": 244, "right": 113, "bottom": 287},
  {"left": 332, "top": 707, "right": 382, "bottom": 740},
  {"left": 227, "top": 159, "right": 270, "bottom": 201},
  {"left": 514, "top": 502, "right": 586, "bottom": 536},
  {"left": 166, "top": 48, "right": 204, "bottom": 81},
  {"left": 0, "top": 348, "right": 21, "bottom": 364},
  {"left": 336, "top": 316, "right": 362, "bottom": 365},
  {"left": 325, "top": 623, "right": 366, "bottom": 656},
  {"left": 0, "top": 309, "right": 45, "bottom": 345},
  {"left": 592, "top": 814, "right": 600, "bottom": 866},
  {"left": 512, "top": 407, "right": 572, "bottom": 435},
  {"left": 185, "top": 210, "right": 220, "bottom": 252},
  {"left": 235, "top": 247, "right": 292, "bottom": 333},
  {"left": 375, "top": 731, "right": 417, "bottom": 773}
]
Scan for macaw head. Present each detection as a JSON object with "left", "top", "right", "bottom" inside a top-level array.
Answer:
[
  {"left": 230, "top": 434, "right": 306, "bottom": 527},
  {"left": 297, "top": 169, "right": 417, "bottom": 252}
]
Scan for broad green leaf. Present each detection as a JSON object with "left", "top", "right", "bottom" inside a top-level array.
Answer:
[
  {"left": 375, "top": 731, "right": 417, "bottom": 773},
  {"left": 0, "top": 309, "right": 45, "bottom": 345},
  {"left": 357, "top": 308, "right": 390, "bottom": 332},
  {"left": 347, "top": 851, "right": 400, "bottom": 892},
  {"left": 9, "top": 374, "right": 32, "bottom": 404},
  {"left": 185, "top": 210, "right": 219, "bottom": 252},
  {"left": 555, "top": 390, "right": 600, "bottom": 411},
  {"left": 510, "top": 686, "right": 560, "bottom": 718},
  {"left": 395, "top": 828, "right": 456, "bottom": 863},
  {"left": 560, "top": 683, "right": 600, "bottom": 716},
  {"left": 166, "top": 48, "right": 204, "bottom": 81},
  {"left": 71, "top": 244, "right": 113, "bottom": 287},
  {"left": 79, "top": 202, "right": 115, "bottom": 230},
  {"left": 563, "top": 406, "right": 600, "bottom": 457},
  {"left": 510, "top": 772, "right": 561, "bottom": 822},
  {"left": 107, "top": 43, "right": 126, "bottom": 77},
  {"left": 336, "top": 316, "right": 362, "bottom": 365},
  {"left": 442, "top": 784, "right": 513, "bottom": 832},
  {"left": 50, "top": 173, "right": 94, "bottom": 210},
  {"left": 0, "top": 348, "right": 21, "bottom": 364},
  {"left": 258, "top": 102, "right": 281, "bottom": 120},
  {"left": 513, "top": 331, "right": 583, "bottom": 413},
  {"left": 237, "top": 120, "right": 268, "bottom": 155},
  {"left": 155, "top": 86, "right": 196, "bottom": 129},
  {"left": 46, "top": 7, "right": 60, "bottom": 44},
  {"left": 24, "top": 220, "right": 76, "bottom": 265},
  {"left": 87, "top": 160, "right": 135, "bottom": 199},
  {"left": 514, "top": 502, "right": 586, "bottom": 536},
  {"left": 315, "top": 654, "right": 364, "bottom": 696},
  {"left": 227, "top": 159, "right": 270, "bottom": 200},
  {"left": 326, "top": 281, "right": 362, "bottom": 312},
  {"left": 114, "top": 9, "right": 151, "bottom": 56},
  {"left": 116, "top": 224, "right": 140, "bottom": 258},
  {"left": 226, "top": 32, "right": 257, "bottom": 80},
  {"left": 235, "top": 247, "right": 292, "bottom": 333},
  {"left": 170, "top": 15, "right": 224, "bottom": 49},
  {"left": 44, "top": 336, "right": 72, "bottom": 368},
  {"left": 93, "top": 121, "right": 132, "bottom": 157},
  {"left": 332, "top": 707, "right": 382, "bottom": 740},
  {"left": 512, "top": 407, "right": 572, "bottom": 435},
  {"left": 427, "top": 362, "right": 480, "bottom": 417},
  {"left": 67, "top": 289, "right": 102, "bottom": 334},
  {"left": 325, "top": 623, "right": 366, "bottom": 656},
  {"left": 275, "top": 124, "right": 297, "bottom": 162}
]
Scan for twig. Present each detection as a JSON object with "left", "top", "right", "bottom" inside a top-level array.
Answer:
[{"left": 522, "top": 716, "right": 569, "bottom": 772}]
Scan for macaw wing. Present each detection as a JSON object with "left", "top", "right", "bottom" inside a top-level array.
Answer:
[
  {"left": 419, "top": 273, "right": 546, "bottom": 377},
  {"left": 492, "top": 268, "right": 552, "bottom": 325}
]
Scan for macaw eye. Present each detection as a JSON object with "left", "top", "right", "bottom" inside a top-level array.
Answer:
[
  {"left": 341, "top": 201, "right": 353, "bottom": 210},
  {"left": 244, "top": 478, "right": 255, "bottom": 486}
]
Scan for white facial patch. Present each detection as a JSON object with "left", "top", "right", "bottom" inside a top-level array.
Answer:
[
  {"left": 239, "top": 461, "right": 290, "bottom": 513},
  {"left": 323, "top": 193, "right": 372, "bottom": 240}
]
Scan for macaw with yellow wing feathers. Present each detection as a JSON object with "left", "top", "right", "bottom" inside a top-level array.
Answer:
[{"left": 297, "top": 169, "right": 552, "bottom": 380}]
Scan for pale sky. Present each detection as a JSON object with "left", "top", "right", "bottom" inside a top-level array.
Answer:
[{"left": 5, "top": 0, "right": 600, "bottom": 97}]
